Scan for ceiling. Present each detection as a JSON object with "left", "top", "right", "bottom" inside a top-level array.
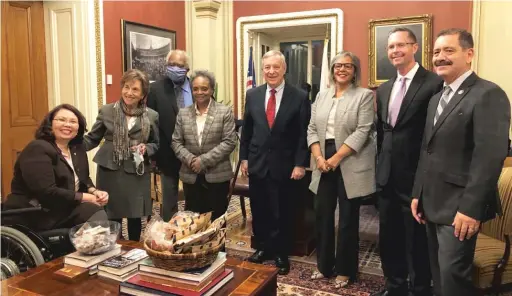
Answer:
[{"left": 251, "top": 24, "right": 330, "bottom": 40}]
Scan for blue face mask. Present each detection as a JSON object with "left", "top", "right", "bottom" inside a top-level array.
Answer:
[{"left": 166, "top": 66, "right": 187, "bottom": 85}]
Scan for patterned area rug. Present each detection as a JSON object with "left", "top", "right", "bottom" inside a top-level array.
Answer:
[
  {"left": 122, "top": 197, "right": 512, "bottom": 296},
  {"left": 125, "top": 196, "right": 385, "bottom": 295},
  {"left": 224, "top": 197, "right": 383, "bottom": 276}
]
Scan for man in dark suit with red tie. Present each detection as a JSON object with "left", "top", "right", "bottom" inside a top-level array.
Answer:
[{"left": 239, "top": 50, "right": 311, "bottom": 275}]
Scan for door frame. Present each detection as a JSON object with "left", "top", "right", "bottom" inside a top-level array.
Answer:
[{"left": 235, "top": 8, "right": 343, "bottom": 118}]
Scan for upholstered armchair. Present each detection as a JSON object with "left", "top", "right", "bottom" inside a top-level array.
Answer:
[{"left": 473, "top": 166, "right": 512, "bottom": 294}]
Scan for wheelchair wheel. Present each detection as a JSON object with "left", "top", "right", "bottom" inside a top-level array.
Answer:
[{"left": 1, "top": 226, "right": 44, "bottom": 278}]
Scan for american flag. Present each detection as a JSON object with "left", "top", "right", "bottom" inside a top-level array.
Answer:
[{"left": 246, "top": 46, "right": 256, "bottom": 90}]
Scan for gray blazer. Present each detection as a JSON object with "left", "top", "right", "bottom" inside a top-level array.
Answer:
[
  {"left": 171, "top": 100, "right": 237, "bottom": 184},
  {"left": 84, "top": 103, "right": 160, "bottom": 173},
  {"left": 307, "top": 85, "right": 377, "bottom": 199}
]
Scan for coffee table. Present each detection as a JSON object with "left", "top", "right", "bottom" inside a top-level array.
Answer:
[{"left": 1, "top": 240, "right": 278, "bottom": 295}]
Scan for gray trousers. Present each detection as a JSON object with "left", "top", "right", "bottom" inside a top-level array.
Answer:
[
  {"left": 160, "top": 173, "right": 179, "bottom": 221},
  {"left": 426, "top": 222, "right": 478, "bottom": 296}
]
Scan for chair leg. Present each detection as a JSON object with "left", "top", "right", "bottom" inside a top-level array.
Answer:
[{"left": 240, "top": 195, "right": 247, "bottom": 220}]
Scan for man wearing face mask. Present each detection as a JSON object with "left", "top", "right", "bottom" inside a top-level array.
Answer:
[{"left": 147, "top": 49, "right": 193, "bottom": 221}]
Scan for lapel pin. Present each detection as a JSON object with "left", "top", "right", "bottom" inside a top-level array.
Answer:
[{"left": 458, "top": 90, "right": 464, "bottom": 95}]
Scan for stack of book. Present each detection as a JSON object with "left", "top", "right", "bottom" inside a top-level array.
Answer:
[
  {"left": 119, "top": 252, "right": 234, "bottom": 296},
  {"left": 63, "top": 244, "right": 122, "bottom": 276},
  {"left": 98, "top": 248, "right": 148, "bottom": 282}
]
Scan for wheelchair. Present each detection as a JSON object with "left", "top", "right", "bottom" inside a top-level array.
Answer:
[{"left": 1, "top": 205, "right": 75, "bottom": 280}]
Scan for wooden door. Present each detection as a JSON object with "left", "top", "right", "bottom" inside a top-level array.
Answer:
[{"left": 1, "top": 1, "right": 48, "bottom": 199}]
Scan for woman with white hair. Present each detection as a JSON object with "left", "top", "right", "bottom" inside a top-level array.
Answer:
[{"left": 307, "top": 51, "right": 376, "bottom": 288}]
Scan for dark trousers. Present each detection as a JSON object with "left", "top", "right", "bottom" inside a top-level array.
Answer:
[
  {"left": 249, "top": 173, "right": 295, "bottom": 257},
  {"left": 379, "top": 184, "right": 432, "bottom": 296},
  {"left": 160, "top": 172, "right": 180, "bottom": 222},
  {"left": 426, "top": 222, "right": 478, "bottom": 296},
  {"left": 315, "top": 140, "right": 360, "bottom": 279},
  {"left": 2, "top": 201, "right": 107, "bottom": 232},
  {"left": 183, "top": 174, "right": 229, "bottom": 221},
  {"left": 55, "top": 203, "right": 107, "bottom": 228},
  {"left": 112, "top": 218, "right": 142, "bottom": 242}
]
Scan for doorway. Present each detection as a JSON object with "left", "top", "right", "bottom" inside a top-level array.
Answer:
[{"left": 236, "top": 8, "right": 343, "bottom": 118}]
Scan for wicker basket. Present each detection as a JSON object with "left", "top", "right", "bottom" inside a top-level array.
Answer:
[{"left": 143, "top": 240, "right": 223, "bottom": 271}]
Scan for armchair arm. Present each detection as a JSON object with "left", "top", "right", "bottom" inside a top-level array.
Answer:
[{"left": 491, "top": 233, "right": 510, "bottom": 292}]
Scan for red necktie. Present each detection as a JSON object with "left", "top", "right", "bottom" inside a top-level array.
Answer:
[{"left": 266, "top": 89, "right": 276, "bottom": 128}]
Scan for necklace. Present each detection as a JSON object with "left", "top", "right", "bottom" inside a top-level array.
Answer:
[{"left": 57, "top": 144, "right": 70, "bottom": 158}]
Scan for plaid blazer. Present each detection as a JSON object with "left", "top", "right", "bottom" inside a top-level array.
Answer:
[
  {"left": 171, "top": 99, "right": 237, "bottom": 184},
  {"left": 307, "top": 85, "right": 377, "bottom": 199}
]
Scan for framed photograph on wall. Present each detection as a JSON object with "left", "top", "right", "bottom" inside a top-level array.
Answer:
[
  {"left": 368, "top": 14, "right": 432, "bottom": 88},
  {"left": 121, "top": 20, "right": 176, "bottom": 82}
]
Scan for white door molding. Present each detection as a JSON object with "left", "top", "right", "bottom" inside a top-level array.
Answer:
[
  {"left": 44, "top": 0, "right": 106, "bottom": 182},
  {"left": 236, "top": 8, "right": 343, "bottom": 118}
]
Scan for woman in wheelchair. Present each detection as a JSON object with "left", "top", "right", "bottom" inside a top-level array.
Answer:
[{"left": 2, "top": 104, "right": 109, "bottom": 231}]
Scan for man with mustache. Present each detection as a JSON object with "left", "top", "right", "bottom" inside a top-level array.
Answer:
[
  {"left": 147, "top": 50, "right": 193, "bottom": 221},
  {"left": 374, "top": 27, "right": 443, "bottom": 296},
  {"left": 411, "top": 28, "right": 510, "bottom": 296},
  {"left": 240, "top": 50, "right": 310, "bottom": 275}
]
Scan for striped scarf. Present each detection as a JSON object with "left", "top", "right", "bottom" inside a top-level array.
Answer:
[{"left": 113, "top": 99, "right": 150, "bottom": 165}]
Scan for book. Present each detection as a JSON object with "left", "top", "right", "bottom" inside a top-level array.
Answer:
[
  {"left": 98, "top": 268, "right": 138, "bottom": 282},
  {"left": 98, "top": 248, "right": 148, "bottom": 276},
  {"left": 64, "top": 244, "right": 121, "bottom": 268},
  {"left": 137, "top": 264, "right": 225, "bottom": 292},
  {"left": 53, "top": 265, "right": 89, "bottom": 283},
  {"left": 119, "top": 269, "right": 234, "bottom": 296},
  {"left": 138, "top": 252, "right": 226, "bottom": 283},
  {"left": 65, "top": 263, "right": 98, "bottom": 275}
]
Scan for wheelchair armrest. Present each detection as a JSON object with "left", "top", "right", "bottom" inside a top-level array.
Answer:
[{"left": 1, "top": 205, "right": 43, "bottom": 216}]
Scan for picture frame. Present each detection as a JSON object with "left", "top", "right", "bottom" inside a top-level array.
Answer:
[
  {"left": 121, "top": 20, "right": 176, "bottom": 82},
  {"left": 368, "top": 14, "right": 433, "bottom": 88}
]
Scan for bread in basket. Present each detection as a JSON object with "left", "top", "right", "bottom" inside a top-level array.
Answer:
[{"left": 143, "top": 211, "right": 226, "bottom": 271}]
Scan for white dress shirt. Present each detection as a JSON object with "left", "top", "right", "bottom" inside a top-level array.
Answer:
[
  {"left": 326, "top": 95, "right": 343, "bottom": 139},
  {"left": 63, "top": 154, "right": 80, "bottom": 191},
  {"left": 265, "top": 80, "right": 286, "bottom": 117},
  {"left": 195, "top": 99, "right": 212, "bottom": 146},
  {"left": 443, "top": 70, "right": 473, "bottom": 104},
  {"left": 127, "top": 116, "right": 136, "bottom": 130},
  {"left": 388, "top": 62, "right": 420, "bottom": 119}
]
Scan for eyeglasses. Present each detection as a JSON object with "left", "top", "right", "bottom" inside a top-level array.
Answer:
[
  {"left": 333, "top": 63, "right": 354, "bottom": 70},
  {"left": 387, "top": 42, "right": 416, "bottom": 51},
  {"left": 53, "top": 117, "right": 79, "bottom": 126}
]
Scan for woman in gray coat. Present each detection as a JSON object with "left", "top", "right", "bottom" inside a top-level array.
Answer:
[
  {"left": 307, "top": 51, "right": 376, "bottom": 288},
  {"left": 84, "top": 69, "right": 159, "bottom": 241}
]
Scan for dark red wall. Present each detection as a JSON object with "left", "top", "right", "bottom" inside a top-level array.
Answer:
[
  {"left": 103, "top": 1, "right": 186, "bottom": 103},
  {"left": 233, "top": 1, "right": 472, "bottom": 114}
]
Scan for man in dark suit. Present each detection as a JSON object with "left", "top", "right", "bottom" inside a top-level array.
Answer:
[
  {"left": 411, "top": 28, "right": 510, "bottom": 296},
  {"left": 240, "top": 50, "right": 311, "bottom": 275},
  {"left": 374, "top": 28, "right": 443, "bottom": 296},
  {"left": 147, "top": 50, "right": 193, "bottom": 221}
]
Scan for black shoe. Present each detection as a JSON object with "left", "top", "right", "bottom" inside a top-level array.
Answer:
[
  {"left": 247, "top": 250, "right": 272, "bottom": 264},
  {"left": 275, "top": 256, "right": 290, "bottom": 275}
]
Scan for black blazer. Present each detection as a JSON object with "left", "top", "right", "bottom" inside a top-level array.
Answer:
[
  {"left": 376, "top": 65, "right": 443, "bottom": 197},
  {"left": 146, "top": 77, "right": 182, "bottom": 176},
  {"left": 3, "top": 139, "right": 94, "bottom": 230},
  {"left": 240, "top": 83, "right": 311, "bottom": 180},
  {"left": 412, "top": 73, "right": 510, "bottom": 224}
]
